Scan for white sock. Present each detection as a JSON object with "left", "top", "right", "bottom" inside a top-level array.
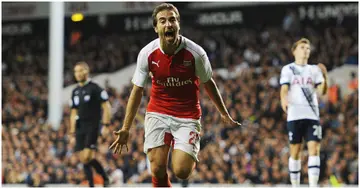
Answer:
[
  {"left": 289, "top": 157, "right": 301, "bottom": 187},
  {"left": 308, "top": 156, "right": 320, "bottom": 187}
]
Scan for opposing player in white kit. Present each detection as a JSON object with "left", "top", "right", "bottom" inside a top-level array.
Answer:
[
  {"left": 280, "top": 38, "right": 328, "bottom": 187},
  {"left": 109, "top": 3, "right": 241, "bottom": 187}
]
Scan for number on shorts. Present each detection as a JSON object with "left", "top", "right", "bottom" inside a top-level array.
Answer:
[
  {"left": 312, "top": 125, "right": 322, "bottom": 139},
  {"left": 189, "top": 131, "right": 199, "bottom": 145}
]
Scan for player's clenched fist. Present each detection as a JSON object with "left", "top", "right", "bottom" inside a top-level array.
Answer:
[{"left": 109, "top": 129, "right": 129, "bottom": 154}]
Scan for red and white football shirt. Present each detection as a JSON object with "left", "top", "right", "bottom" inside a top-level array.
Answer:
[{"left": 132, "top": 36, "right": 212, "bottom": 119}]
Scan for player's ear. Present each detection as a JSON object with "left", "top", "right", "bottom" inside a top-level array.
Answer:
[{"left": 154, "top": 26, "right": 158, "bottom": 34}]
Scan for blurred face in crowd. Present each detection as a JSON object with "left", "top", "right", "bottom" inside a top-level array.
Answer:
[
  {"left": 74, "top": 64, "right": 89, "bottom": 83},
  {"left": 154, "top": 9, "right": 180, "bottom": 45},
  {"left": 293, "top": 42, "right": 311, "bottom": 61}
]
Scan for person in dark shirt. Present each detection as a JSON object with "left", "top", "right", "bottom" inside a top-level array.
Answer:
[{"left": 69, "top": 62, "right": 111, "bottom": 187}]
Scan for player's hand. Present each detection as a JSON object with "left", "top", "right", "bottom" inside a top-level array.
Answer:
[
  {"left": 109, "top": 129, "right": 129, "bottom": 154},
  {"left": 318, "top": 63, "right": 327, "bottom": 75},
  {"left": 281, "top": 99, "right": 288, "bottom": 113},
  {"left": 221, "top": 114, "right": 241, "bottom": 126}
]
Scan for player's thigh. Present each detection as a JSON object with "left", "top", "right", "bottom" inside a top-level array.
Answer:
[
  {"left": 170, "top": 118, "right": 200, "bottom": 170},
  {"left": 304, "top": 119, "right": 322, "bottom": 156},
  {"left": 171, "top": 149, "right": 196, "bottom": 179},
  {"left": 144, "top": 113, "right": 172, "bottom": 155},
  {"left": 147, "top": 145, "right": 171, "bottom": 166},
  {"left": 80, "top": 148, "right": 96, "bottom": 163},
  {"left": 147, "top": 145, "right": 171, "bottom": 177}
]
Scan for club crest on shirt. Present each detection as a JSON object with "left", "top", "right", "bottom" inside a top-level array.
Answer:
[
  {"left": 183, "top": 60, "right": 192, "bottom": 67},
  {"left": 84, "top": 95, "right": 91, "bottom": 102}
]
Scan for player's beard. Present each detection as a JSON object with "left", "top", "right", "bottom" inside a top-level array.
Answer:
[
  {"left": 164, "top": 34, "right": 180, "bottom": 48},
  {"left": 77, "top": 77, "right": 87, "bottom": 84}
]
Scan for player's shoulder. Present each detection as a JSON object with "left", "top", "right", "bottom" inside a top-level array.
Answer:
[
  {"left": 307, "top": 64, "right": 320, "bottom": 70},
  {"left": 182, "top": 36, "right": 207, "bottom": 57},
  {"left": 139, "top": 38, "right": 160, "bottom": 57},
  {"left": 88, "top": 81, "right": 102, "bottom": 90},
  {"left": 72, "top": 85, "right": 81, "bottom": 93},
  {"left": 281, "top": 62, "right": 295, "bottom": 71}
]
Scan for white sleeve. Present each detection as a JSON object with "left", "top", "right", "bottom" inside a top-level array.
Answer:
[
  {"left": 195, "top": 48, "right": 213, "bottom": 83},
  {"left": 131, "top": 50, "right": 149, "bottom": 87},
  {"left": 279, "top": 66, "right": 291, "bottom": 85},
  {"left": 100, "top": 90, "right": 109, "bottom": 101},
  {"left": 314, "top": 66, "right": 324, "bottom": 86}
]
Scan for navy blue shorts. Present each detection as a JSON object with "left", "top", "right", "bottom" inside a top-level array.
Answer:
[{"left": 286, "top": 119, "right": 322, "bottom": 144}]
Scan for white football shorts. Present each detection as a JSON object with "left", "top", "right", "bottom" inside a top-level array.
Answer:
[{"left": 143, "top": 112, "right": 201, "bottom": 162}]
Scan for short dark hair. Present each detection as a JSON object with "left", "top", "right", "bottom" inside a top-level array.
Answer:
[
  {"left": 152, "top": 3, "right": 180, "bottom": 27},
  {"left": 291, "top": 38, "right": 311, "bottom": 53}
]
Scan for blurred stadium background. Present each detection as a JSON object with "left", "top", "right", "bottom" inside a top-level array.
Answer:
[{"left": 2, "top": 1, "right": 358, "bottom": 187}]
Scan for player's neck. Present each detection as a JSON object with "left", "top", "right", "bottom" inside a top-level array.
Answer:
[
  {"left": 160, "top": 36, "right": 181, "bottom": 55},
  {"left": 78, "top": 78, "right": 90, "bottom": 86},
  {"left": 294, "top": 59, "right": 308, "bottom": 66}
]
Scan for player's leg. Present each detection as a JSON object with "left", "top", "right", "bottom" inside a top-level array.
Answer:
[
  {"left": 305, "top": 120, "right": 322, "bottom": 187},
  {"left": 171, "top": 150, "right": 196, "bottom": 179},
  {"left": 287, "top": 120, "right": 304, "bottom": 187},
  {"left": 83, "top": 130, "right": 110, "bottom": 187},
  {"left": 75, "top": 133, "right": 95, "bottom": 187},
  {"left": 79, "top": 148, "right": 96, "bottom": 187},
  {"left": 148, "top": 145, "right": 172, "bottom": 187},
  {"left": 170, "top": 118, "right": 200, "bottom": 180},
  {"left": 144, "top": 113, "right": 173, "bottom": 187}
]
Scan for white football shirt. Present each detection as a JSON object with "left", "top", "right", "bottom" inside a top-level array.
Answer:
[{"left": 280, "top": 62, "right": 324, "bottom": 121}]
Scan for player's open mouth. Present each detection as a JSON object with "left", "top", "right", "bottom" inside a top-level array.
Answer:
[{"left": 165, "top": 31, "right": 175, "bottom": 38}]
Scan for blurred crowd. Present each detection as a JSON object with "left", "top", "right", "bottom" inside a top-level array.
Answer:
[
  {"left": 2, "top": 21, "right": 358, "bottom": 86},
  {"left": 2, "top": 65, "right": 358, "bottom": 186},
  {"left": 2, "top": 11, "right": 358, "bottom": 187}
]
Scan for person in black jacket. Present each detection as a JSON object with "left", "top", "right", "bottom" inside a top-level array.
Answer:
[{"left": 69, "top": 62, "right": 111, "bottom": 187}]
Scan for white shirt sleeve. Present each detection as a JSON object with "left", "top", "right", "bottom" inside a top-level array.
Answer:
[
  {"left": 280, "top": 66, "right": 291, "bottom": 85},
  {"left": 131, "top": 50, "right": 149, "bottom": 88},
  {"left": 195, "top": 48, "right": 213, "bottom": 83},
  {"left": 314, "top": 65, "right": 324, "bottom": 86},
  {"left": 100, "top": 90, "right": 109, "bottom": 101}
]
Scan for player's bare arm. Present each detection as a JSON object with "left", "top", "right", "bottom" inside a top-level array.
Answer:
[
  {"left": 70, "top": 108, "right": 77, "bottom": 134},
  {"left": 316, "top": 63, "right": 328, "bottom": 95},
  {"left": 101, "top": 101, "right": 111, "bottom": 135},
  {"left": 101, "top": 101, "right": 111, "bottom": 124},
  {"left": 109, "top": 84, "right": 144, "bottom": 154},
  {"left": 280, "top": 84, "right": 289, "bottom": 113},
  {"left": 204, "top": 78, "right": 241, "bottom": 126}
]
